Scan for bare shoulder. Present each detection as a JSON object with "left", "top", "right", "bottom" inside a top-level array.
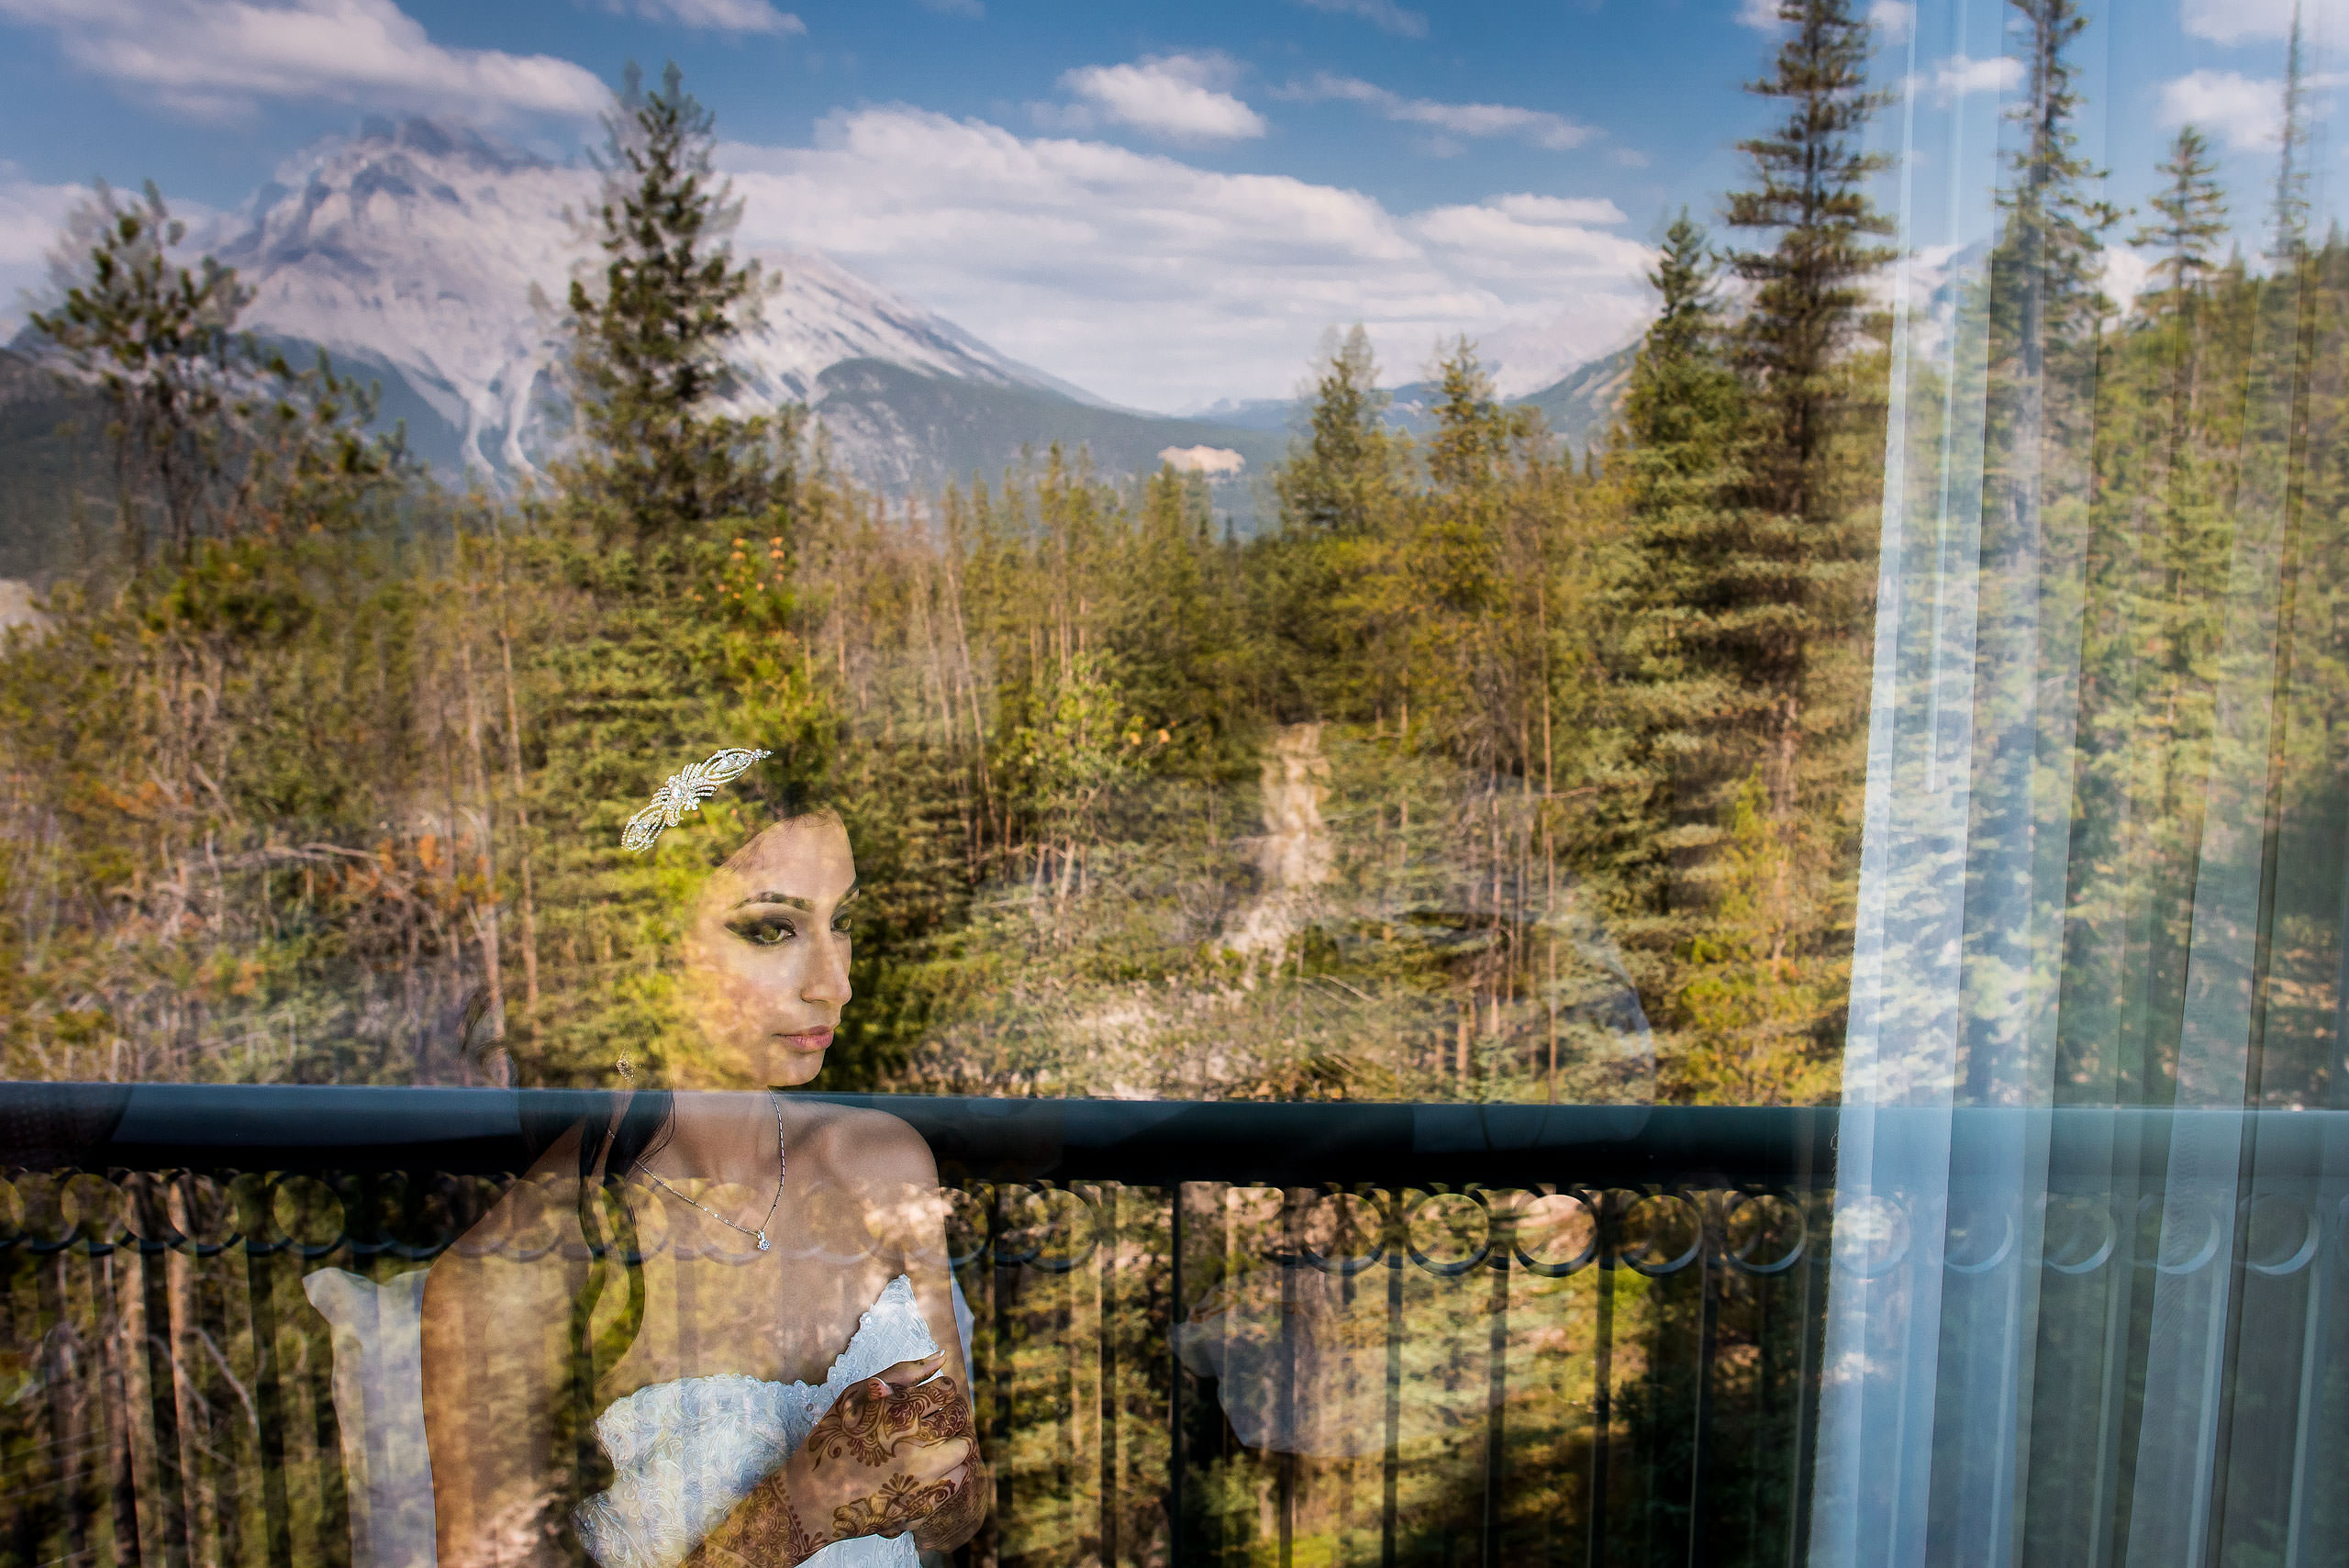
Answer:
[
  {"left": 788, "top": 1098, "right": 939, "bottom": 1189},
  {"left": 423, "top": 1128, "right": 587, "bottom": 1322}
]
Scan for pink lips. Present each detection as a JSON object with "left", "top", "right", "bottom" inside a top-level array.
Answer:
[{"left": 781, "top": 1027, "right": 834, "bottom": 1051}]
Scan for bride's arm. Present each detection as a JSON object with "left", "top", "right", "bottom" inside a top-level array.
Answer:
[
  {"left": 684, "top": 1374, "right": 974, "bottom": 1567},
  {"left": 423, "top": 1161, "right": 592, "bottom": 1568},
  {"left": 857, "top": 1112, "right": 991, "bottom": 1552},
  {"left": 690, "top": 1106, "right": 990, "bottom": 1566}
]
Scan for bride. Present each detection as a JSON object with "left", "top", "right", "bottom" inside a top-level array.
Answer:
[{"left": 421, "top": 752, "right": 986, "bottom": 1568}]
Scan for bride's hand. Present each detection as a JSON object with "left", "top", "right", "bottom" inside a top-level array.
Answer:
[{"left": 777, "top": 1354, "right": 977, "bottom": 1551}]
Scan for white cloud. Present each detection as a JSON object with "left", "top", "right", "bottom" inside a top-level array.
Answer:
[
  {"left": 1747, "top": 0, "right": 1911, "bottom": 41},
  {"left": 2159, "top": 68, "right": 2286, "bottom": 149},
  {"left": 1424, "top": 192, "right": 1631, "bottom": 232},
  {"left": 0, "top": 171, "right": 85, "bottom": 334},
  {"left": 2101, "top": 245, "right": 2153, "bottom": 315},
  {"left": 1161, "top": 444, "right": 1246, "bottom": 476},
  {"left": 2182, "top": 0, "right": 2344, "bottom": 44},
  {"left": 1910, "top": 53, "right": 2023, "bottom": 104},
  {"left": 3, "top": 176, "right": 233, "bottom": 334},
  {"left": 607, "top": 0, "right": 804, "bottom": 33},
  {"left": 0, "top": 0, "right": 606, "bottom": 121},
  {"left": 1285, "top": 72, "right": 1596, "bottom": 150},
  {"left": 0, "top": 174, "right": 81, "bottom": 272},
  {"left": 1052, "top": 53, "right": 1265, "bottom": 144},
  {"left": 717, "top": 108, "right": 1653, "bottom": 408},
  {"left": 1290, "top": 0, "right": 1428, "bottom": 39},
  {"left": 1411, "top": 197, "right": 1644, "bottom": 284}
]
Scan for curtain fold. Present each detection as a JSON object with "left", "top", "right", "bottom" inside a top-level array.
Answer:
[{"left": 1812, "top": 2, "right": 2349, "bottom": 1562}]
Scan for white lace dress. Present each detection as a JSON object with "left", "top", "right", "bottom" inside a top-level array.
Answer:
[{"left": 573, "top": 1274, "right": 949, "bottom": 1568}]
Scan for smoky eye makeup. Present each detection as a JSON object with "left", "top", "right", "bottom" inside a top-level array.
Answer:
[
  {"left": 722, "top": 883, "right": 857, "bottom": 946},
  {"left": 725, "top": 907, "right": 800, "bottom": 946}
]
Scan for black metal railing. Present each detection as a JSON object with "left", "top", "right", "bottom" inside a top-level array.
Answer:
[{"left": 7, "top": 1086, "right": 2343, "bottom": 1568}]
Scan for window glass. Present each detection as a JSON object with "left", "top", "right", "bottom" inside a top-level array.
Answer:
[{"left": 5, "top": 1, "right": 2346, "bottom": 1564}]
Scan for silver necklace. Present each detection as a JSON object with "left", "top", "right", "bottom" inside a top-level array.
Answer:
[{"left": 642, "top": 1091, "right": 785, "bottom": 1251}]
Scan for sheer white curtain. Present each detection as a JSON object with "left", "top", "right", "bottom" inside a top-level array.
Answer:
[{"left": 1810, "top": 0, "right": 2349, "bottom": 1562}]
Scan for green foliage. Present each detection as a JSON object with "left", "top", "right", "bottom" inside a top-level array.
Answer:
[
  {"left": 1722, "top": 0, "right": 1895, "bottom": 525},
  {"left": 566, "top": 61, "right": 786, "bottom": 540},
  {"left": 1994, "top": 0, "right": 2121, "bottom": 346},
  {"left": 2132, "top": 125, "right": 2229, "bottom": 301},
  {"left": 1674, "top": 773, "right": 1840, "bottom": 1103},
  {"left": 26, "top": 182, "right": 406, "bottom": 573},
  {"left": 2268, "top": 6, "right": 2313, "bottom": 262}
]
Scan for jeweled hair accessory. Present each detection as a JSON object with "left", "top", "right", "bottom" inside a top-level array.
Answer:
[{"left": 621, "top": 748, "right": 773, "bottom": 852}]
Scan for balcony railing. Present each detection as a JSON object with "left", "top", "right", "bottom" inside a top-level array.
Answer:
[{"left": 4, "top": 1086, "right": 2341, "bottom": 1568}]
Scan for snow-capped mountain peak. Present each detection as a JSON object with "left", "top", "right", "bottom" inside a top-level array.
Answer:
[{"left": 213, "top": 117, "right": 1071, "bottom": 476}]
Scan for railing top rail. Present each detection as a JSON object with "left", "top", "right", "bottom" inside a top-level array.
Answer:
[{"left": 8, "top": 1082, "right": 2349, "bottom": 1184}]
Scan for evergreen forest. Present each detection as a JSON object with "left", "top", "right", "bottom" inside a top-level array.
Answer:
[{"left": 2, "top": 1, "right": 2340, "bottom": 1113}]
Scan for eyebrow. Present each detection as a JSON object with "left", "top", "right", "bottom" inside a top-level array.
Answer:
[{"left": 731, "top": 883, "right": 859, "bottom": 912}]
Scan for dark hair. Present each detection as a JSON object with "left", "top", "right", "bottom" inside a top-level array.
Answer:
[
  {"left": 517, "top": 1088, "right": 668, "bottom": 1554},
  {"left": 512, "top": 757, "right": 841, "bottom": 1547}
]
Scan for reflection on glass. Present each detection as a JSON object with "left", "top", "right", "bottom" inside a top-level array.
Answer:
[
  {"left": 425, "top": 795, "right": 985, "bottom": 1568},
  {"left": 2, "top": 0, "right": 2346, "bottom": 1562}
]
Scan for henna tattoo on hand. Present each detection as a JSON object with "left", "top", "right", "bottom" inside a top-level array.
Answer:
[
  {"left": 777, "top": 1375, "right": 985, "bottom": 1551},
  {"left": 908, "top": 1458, "right": 989, "bottom": 1551},
  {"left": 831, "top": 1473, "right": 963, "bottom": 1541},
  {"left": 719, "top": 1473, "right": 825, "bottom": 1568},
  {"left": 804, "top": 1376, "right": 974, "bottom": 1470},
  {"left": 902, "top": 1379, "right": 974, "bottom": 1447}
]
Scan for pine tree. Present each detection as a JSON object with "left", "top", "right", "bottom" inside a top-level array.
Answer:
[
  {"left": 1614, "top": 214, "right": 1750, "bottom": 914},
  {"left": 1268, "top": 326, "right": 1408, "bottom": 726},
  {"left": 2130, "top": 125, "right": 2229, "bottom": 442},
  {"left": 1995, "top": 0, "right": 2119, "bottom": 357},
  {"left": 568, "top": 61, "right": 783, "bottom": 541},
  {"left": 1275, "top": 325, "right": 1397, "bottom": 539},
  {"left": 2132, "top": 126, "right": 2229, "bottom": 300},
  {"left": 1721, "top": 0, "right": 1894, "bottom": 527},
  {"left": 28, "top": 182, "right": 250, "bottom": 568},
  {"left": 2268, "top": 4, "right": 2311, "bottom": 264}
]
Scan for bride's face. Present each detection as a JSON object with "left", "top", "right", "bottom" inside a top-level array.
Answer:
[{"left": 679, "top": 812, "right": 857, "bottom": 1086}]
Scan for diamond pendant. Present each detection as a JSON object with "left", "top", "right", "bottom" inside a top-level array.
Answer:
[{"left": 757, "top": 1230, "right": 770, "bottom": 1251}]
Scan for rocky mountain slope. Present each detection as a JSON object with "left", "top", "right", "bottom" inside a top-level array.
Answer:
[{"left": 14, "top": 117, "right": 1273, "bottom": 506}]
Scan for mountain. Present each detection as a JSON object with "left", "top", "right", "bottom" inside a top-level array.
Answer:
[
  {"left": 14, "top": 117, "right": 1271, "bottom": 511},
  {"left": 1183, "top": 340, "right": 1638, "bottom": 461},
  {"left": 1516, "top": 341, "right": 1635, "bottom": 458},
  {"left": 809, "top": 359, "right": 1281, "bottom": 493}
]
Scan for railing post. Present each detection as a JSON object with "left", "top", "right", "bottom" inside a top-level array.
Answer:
[
  {"left": 1481, "top": 1206, "right": 1508, "bottom": 1568},
  {"left": 1167, "top": 1180, "right": 1183, "bottom": 1568},
  {"left": 1381, "top": 1196, "right": 1404, "bottom": 1568}
]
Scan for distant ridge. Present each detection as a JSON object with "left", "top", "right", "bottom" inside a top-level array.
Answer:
[
  {"left": 1183, "top": 339, "right": 1637, "bottom": 459},
  {"left": 10, "top": 116, "right": 1271, "bottom": 510},
  {"left": 1516, "top": 341, "right": 1636, "bottom": 458},
  {"left": 810, "top": 360, "right": 1283, "bottom": 493}
]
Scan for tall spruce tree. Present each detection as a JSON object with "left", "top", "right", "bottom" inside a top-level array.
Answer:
[
  {"left": 2131, "top": 125, "right": 2229, "bottom": 439},
  {"left": 2132, "top": 126, "right": 2229, "bottom": 299},
  {"left": 1269, "top": 326, "right": 1408, "bottom": 725},
  {"left": 29, "top": 182, "right": 250, "bottom": 568},
  {"left": 1275, "top": 325, "right": 1397, "bottom": 539},
  {"left": 1722, "top": 0, "right": 1893, "bottom": 528},
  {"left": 1996, "top": 0, "right": 2118, "bottom": 359},
  {"left": 2267, "top": 5, "right": 2312, "bottom": 263},
  {"left": 569, "top": 61, "right": 781, "bottom": 541},
  {"left": 1615, "top": 214, "right": 1750, "bottom": 912}
]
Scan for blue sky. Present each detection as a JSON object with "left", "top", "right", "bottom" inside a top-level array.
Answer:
[{"left": 0, "top": 0, "right": 2332, "bottom": 409}]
